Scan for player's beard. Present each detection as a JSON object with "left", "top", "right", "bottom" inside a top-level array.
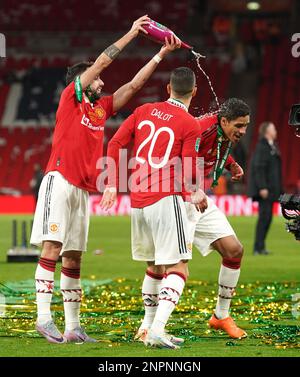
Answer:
[
  {"left": 91, "top": 88, "right": 101, "bottom": 100},
  {"left": 85, "top": 85, "right": 101, "bottom": 103}
]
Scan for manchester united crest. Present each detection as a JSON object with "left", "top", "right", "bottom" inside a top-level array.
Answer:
[
  {"left": 88, "top": 107, "right": 105, "bottom": 125},
  {"left": 49, "top": 223, "right": 60, "bottom": 233}
]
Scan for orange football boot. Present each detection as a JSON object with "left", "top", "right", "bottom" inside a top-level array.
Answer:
[{"left": 208, "top": 314, "right": 247, "bottom": 339}]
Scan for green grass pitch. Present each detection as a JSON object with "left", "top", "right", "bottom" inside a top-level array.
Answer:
[{"left": 0, "top": 214, "right": 299, "bottom": 357}]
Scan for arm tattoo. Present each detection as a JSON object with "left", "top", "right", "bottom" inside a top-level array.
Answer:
[{"left": 103, "top": 44, "right": 121, "bottom": 60}]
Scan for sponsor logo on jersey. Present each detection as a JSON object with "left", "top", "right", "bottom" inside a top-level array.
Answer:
[
  {"left": 49, "top": 223, "right": 60, "bottom": 233},
  {"left": 81, "top": 114, "right": 104, "bottom": 131},
  {"left": 195, "top": 138, "right": 201, "bottom": 152}
]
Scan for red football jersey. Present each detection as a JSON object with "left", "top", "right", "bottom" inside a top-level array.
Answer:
[
  {"left": 107, "top": 99, "right": 201, "bottom": 208},
  {"left": 196, "top": 114, "right": 235, "bottom": 177},
  {"left": 46, "top": 82, "right": 114, "bottom": 192}
]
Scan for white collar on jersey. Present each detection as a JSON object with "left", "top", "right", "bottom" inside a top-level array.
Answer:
[
  {"left": 83, "top": 93, "right": 95, "bottom": 107},
  {"left": 166, "top": 98, "right": 188, "bottom": 112}
]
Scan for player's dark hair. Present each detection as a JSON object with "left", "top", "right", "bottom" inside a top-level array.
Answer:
[
  {"left": 170, "top": 67, "right": 196, "bottom": 98},
  {"left": 65, "top": 61, "right": 94, "bottom": 85},
  {"left": 218, "top": 98, "right": 250, "bottom": 122}
]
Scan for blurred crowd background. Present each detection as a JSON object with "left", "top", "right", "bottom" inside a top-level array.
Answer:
[{"left": 0, "top": 0, "right": 299, "bottom": 197}]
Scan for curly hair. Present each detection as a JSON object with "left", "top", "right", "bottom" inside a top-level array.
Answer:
[{"left": 218, "top": 98, "right": 250, "bottom": 122}]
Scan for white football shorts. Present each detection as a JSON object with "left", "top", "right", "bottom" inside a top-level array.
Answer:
[
  {"left": 131, "top": 195, "right": 193, "bottom": 265},
  {"left": 30, "top": 171, "right": 89, "bottom": 254},
  {"left": 185, "top": 196, "right": 236, "bottom": 256}
]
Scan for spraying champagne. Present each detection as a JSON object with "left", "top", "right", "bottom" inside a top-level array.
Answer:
[
  {"left": 143, "top": 19, "right": 205, "bottom": 58},
  {"left": 142, "top": 18, "right": 220, "bottom": 112}
]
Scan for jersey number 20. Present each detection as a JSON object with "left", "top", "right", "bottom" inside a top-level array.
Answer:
[{"left": 135, "top": 120, "right": 175, "bottom": 169}]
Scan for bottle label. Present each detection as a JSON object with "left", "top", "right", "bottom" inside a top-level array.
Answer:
[{"left": 154, "top": 21, "right": 168, "bottom": 31}]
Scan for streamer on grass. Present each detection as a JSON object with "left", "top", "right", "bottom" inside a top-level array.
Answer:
[{"left": 0, "top": 279, "right": 299, "bottom": 348}]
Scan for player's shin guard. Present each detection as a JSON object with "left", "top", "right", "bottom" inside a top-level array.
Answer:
[
  {"left": 60, "top": 267, "right": 82, "bottom": 331},
  {"left": 151, "top": 271, "right": 186, "bottom": 334},
  {"left": 140, "top": 269, "right": 164, "bottom": 330},
  {"left": 215, "top": 257, "right": 241, "bottom": 319},
  {"left": 35, "top": 257, "right": 56, "bottom": 324}
]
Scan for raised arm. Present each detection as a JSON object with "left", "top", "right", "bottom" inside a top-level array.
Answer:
[
  {"left": 80, "top": 15, "right": 150, "bottom": 90},
  {"left": 112, "top": 35, "right": 181, "bottom": 113}
]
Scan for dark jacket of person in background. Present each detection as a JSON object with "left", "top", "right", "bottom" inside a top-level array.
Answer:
[
  {"left": 248, "top": 122, "right": 283, "bottom": 254},
  {"left": 248, "top": 137, "right": 282, "bottom": 202}
]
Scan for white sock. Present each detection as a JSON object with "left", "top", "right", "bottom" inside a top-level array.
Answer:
[
  {"left": 215, "top": 263, "right": 241, "bottom": 319},
  {"left": 60, "top": 267, "right": 82, "bottom": 331},
  {"left": 151, "top": 272, "right": 186, "bottom": 334},
  {"left": 35, "top": 257, "right": 56, "bottom": 324},
  {"left": 140, "top": 270, "right": 164, "bottom": 330}
]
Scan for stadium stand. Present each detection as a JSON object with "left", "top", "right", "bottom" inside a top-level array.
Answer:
[
  {"left": 0, "top": 52, "right": 231, "bottom": 194},
  {"left": 0, "top": 0, "right": 190, "bottom": 32},
  {"left": 1, "top": 0, "right": 299, "bottom": 195},
  {"left": 252, "top": 38, "right": 300, "bottom": 191}
]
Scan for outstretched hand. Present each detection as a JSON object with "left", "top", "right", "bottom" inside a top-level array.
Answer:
[
  {"left": 159, "top": 35, "right": 181, "bottom": 56},
  {"left": 230, "top": 162, "right": 244, "bottom": 182},
  {"left": 191, "top": 189, "right": 208, "bottom": 213},
  {"left": 129, "top": 15, "right": 150, "bottom": 37},
  {"left": 100, "top": 187, "right": 117, "bottom": 211}
]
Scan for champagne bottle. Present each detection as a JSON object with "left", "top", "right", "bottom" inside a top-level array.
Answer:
[{"left": 143, "top": 19, "right": 193, "bottom": 50}]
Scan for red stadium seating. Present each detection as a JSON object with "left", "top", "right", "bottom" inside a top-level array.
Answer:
[
  {"left": 0, "top": 127, "right": 52, "bottom": 193},
  {"left": 0, "top": 0, "right": 190, "bottom": 32},
  {"left": 250, "top": 39, "right": 300, "bottom": 191},
  {"left": 0, "top": 52, "right": 232, "bottom": 193}
]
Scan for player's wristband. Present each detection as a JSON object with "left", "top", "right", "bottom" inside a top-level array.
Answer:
[{"left": 153, "top": 54, "right": 162, "bottom": 64}]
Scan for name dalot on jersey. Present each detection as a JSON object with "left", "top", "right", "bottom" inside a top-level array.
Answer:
[{"left": 151, "top": 108, "right": 173, "bottom": 121}]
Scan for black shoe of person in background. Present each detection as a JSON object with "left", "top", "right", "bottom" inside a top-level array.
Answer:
[{"left": 253, "top": 249, "right": 270, "bottom": 255}]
